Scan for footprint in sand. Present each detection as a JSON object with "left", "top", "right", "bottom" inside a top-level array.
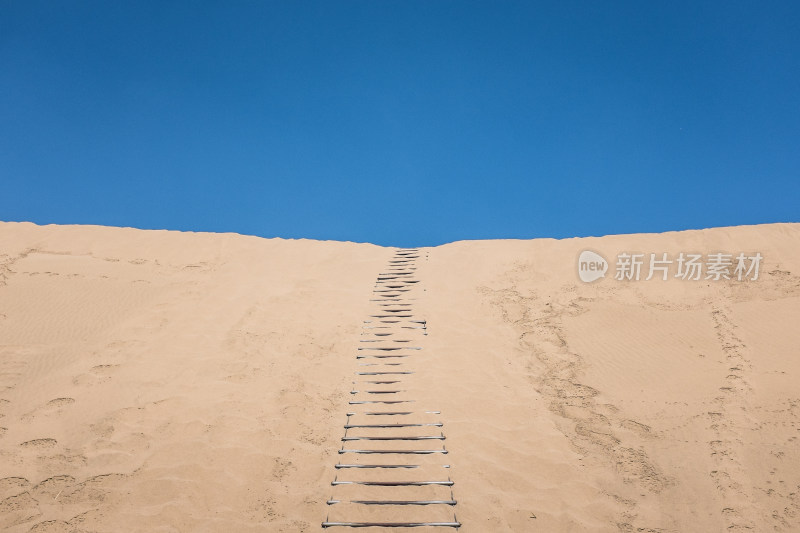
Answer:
[
  {"left": 0, "top": 490, "right": 41, "bottom": 528},
  {"left": 20, "top": 398, "right": 75, "bottom": 421},
  {"left": 19, "top": 438, "right": 57, "bottom": 449},
  {"left": 89, "top": 418, "right": 115, "bottom": 438},
  {"left": 72, "top": 364, "right": 119, "bottom": 386},
  {"left": 0, "top": 477, "right": 30, "bottom": 500},
  {"left": 92, "top": 364, "right": 120, "bottom": 375},
  {"left": 47, "top": 398, "right": 75, "bottom": 407},
  {"left": 31, "top": 475, "right": 76, "bottom": 500},
  {"left": 620, "top": 419, "right": 653, "bottom": 438}
]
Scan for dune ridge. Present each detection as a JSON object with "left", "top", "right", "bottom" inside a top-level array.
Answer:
[{"left": 0, "top": 221, "right": 799, "bottom": 532}]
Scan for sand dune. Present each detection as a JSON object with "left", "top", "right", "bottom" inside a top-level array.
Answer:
[{"left": 1, "top": 221, "right": 799, "bottom": 532}]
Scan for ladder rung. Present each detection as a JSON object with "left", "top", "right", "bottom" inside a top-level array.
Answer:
[
  {"left": 331, "top": 479, "right": 453, "bottom": 486},
  {"left": 344, "top": 423, "right": 442, "bottom": 428},
  {"left": 338, "top": 448, "right": 448, "bottom": 454},
  {"left": 341, "top": 435, "right": 445, "bottom": 441},
  {"left": 322, "top": 519, "right": 460, "bottom": 528},
  {"left": 327, "top": 498, "right": 457, "bottom": 506},
  {"left": 334, "top": 463, "right": 420, "bottom": 469}
]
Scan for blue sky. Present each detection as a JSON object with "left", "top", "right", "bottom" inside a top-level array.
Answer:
[{"left": 1, "top": 2, "right": 798, "bottom": 247}]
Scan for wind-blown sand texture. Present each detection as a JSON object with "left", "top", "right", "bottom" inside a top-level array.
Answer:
[{"left": 0, "top": 221, "right": 799, "bottom": 532}]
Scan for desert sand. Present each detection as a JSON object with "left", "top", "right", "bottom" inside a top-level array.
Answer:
[{"left": 1, "top": 221, "right": 799, "bottom": 532}]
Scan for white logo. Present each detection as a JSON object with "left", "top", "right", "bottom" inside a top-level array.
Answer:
[{"left": 578, "top": 250, "right": 608, "bottom": 283}]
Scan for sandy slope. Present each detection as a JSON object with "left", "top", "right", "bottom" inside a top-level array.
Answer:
[{"left": 0, "top": 221, "right": 799, "bottom": 532}]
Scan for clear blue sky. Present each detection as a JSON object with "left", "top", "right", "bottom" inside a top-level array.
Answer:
[{"left": 1, "top": 2, "right": 798, "bottom": 247}]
